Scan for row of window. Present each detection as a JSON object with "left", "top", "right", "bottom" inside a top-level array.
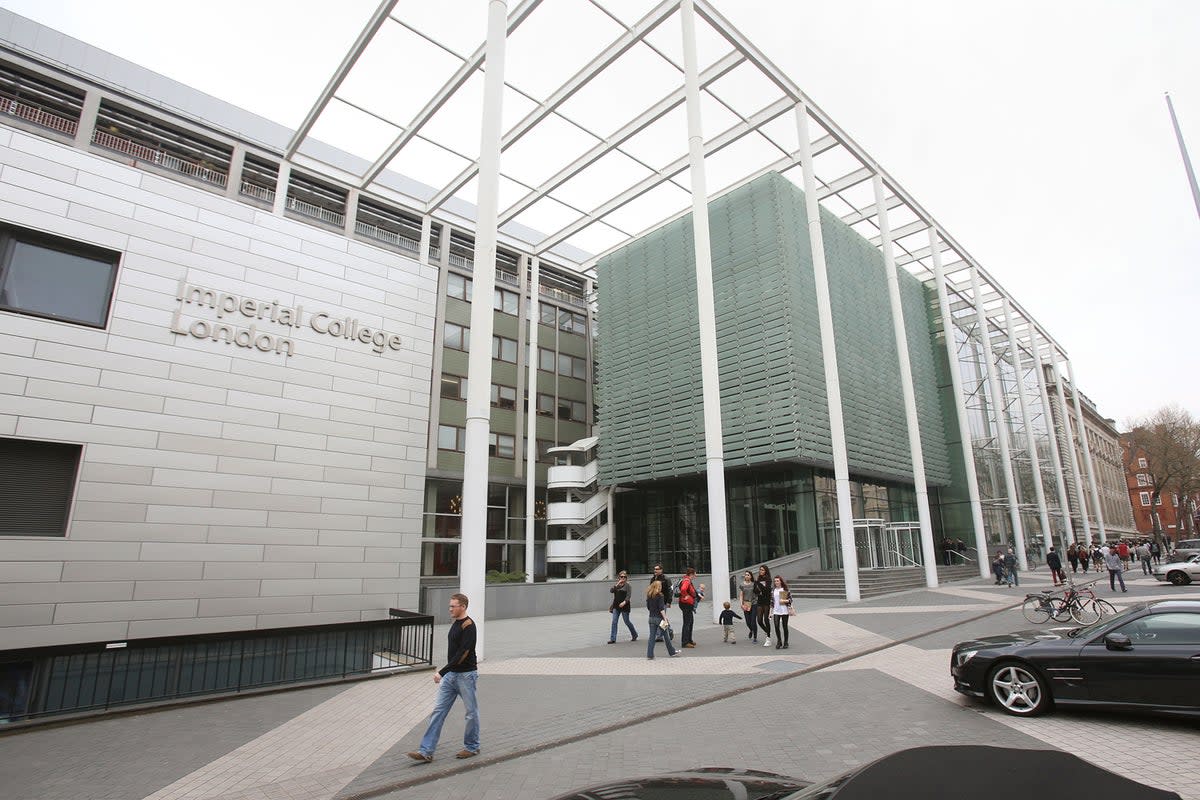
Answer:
[
  {"left": 1139, "top": 491, "right": 1179, "bottom": 508},
  {"left": 445, "top": 273, "right": 588, "bottom": 335},
  {"left": 442, "top": 323, "right": 588, "bottom": 379},
  {"left": 436, "top": 425, "right": 559, "bottom": 461},
  {"left": 439, "top": 374, "right": 587, "bottom": 422}
]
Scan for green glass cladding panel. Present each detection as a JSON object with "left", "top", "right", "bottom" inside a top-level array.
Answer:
[{"left": 595, "top": 172, "right": 950, "bottom": 487}]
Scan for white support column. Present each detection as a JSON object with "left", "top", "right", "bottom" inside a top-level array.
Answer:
[
  {"left": 73, "top": 89, "right": 101, "bottom": 149},
  {"left": 524, "top": 256, "right": 540, "bottom": 584},
  {"left": 1067, "top": 360, "right": 1107, "bottom": 542},
  {"left": 929, "top": 230, "right": 989, "bottom": 578},
  {"left": 874, "top": 176, "right": 936, "bottom": 588},
  {"left": 1028, "top": 324, "right": 1075, "bottom": 549},
  {"left": 681, "top": 0, "right": 730, "bottom": 620},
  {"left": 1003, "top": 299, "right": 1052, "bottom": 558},
  {"left": 419, "top": 215, "right": 434, "bottom": 265},
  {"left": 971, "top": 268, "right": 1027, "bottom": 570},
  {"left": 343, "top": 189, "right": 360, "bottom": 238},
  {"left": 797, "top": 104, "right": 859, "bottom": 601},
  {"left": 459, "top": 0, "right": 509, "bottom": 659},
  {"left": 225, "top": 146, "right": 246, "bottom": 200},
  {"left": 1051, "top": 353, "right": 1092, "bottom": 545},
  {"left": 272, "top": 163, "right": 291, "bottom": 217}
]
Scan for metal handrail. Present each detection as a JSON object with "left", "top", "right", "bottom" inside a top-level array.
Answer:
[
  {"left": 948, "top": 550, "right": 976, "bottom": 565},
  {"left": 239, "top": 180, "right": 275, "bottom": 204},
  {"left": 285, "top": 195, "right": 345, "bottom": 226},
  {"left": 354, "top": 219, "right": 420, "bottom": 253},
  {"left": 91, "top": 129, "right": 228, "bottom": 187},
  {"left": 885, "top": 548, "right": 922, "bottom": 568},
  {"left": 0, "top": 92, "right": 78, "bottom": 136}
]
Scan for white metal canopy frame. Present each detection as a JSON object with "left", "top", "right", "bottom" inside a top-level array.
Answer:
[{"left": 282, "top": 0, "right": 1102, "bottom": 640}]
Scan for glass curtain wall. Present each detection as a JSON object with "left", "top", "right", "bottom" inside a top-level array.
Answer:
[{"left": 420, "top": 479, "right": 545, "bottom": 577}]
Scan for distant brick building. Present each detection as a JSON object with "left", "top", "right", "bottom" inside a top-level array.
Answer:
[{"left": 1120, "top": 438, "right": 1199, "bottom": 544}]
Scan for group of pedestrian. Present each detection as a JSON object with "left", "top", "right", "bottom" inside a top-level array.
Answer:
[
  {"left": 940, "top": 537, "right": 968, "bottom": 565},
  {"left": 735, "top": 565, "right": 792, "bottom": 648},
  {"left": 991, "top": 547, "right": 1020, "bottom": 587}
]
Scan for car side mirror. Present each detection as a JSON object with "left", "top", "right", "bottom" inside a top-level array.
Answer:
[{"left": 1104, "top": 633, "right": 1133, "bottom": 651}]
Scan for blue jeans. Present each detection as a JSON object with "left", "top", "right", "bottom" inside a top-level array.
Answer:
[
  {"left": 610, "top": 607, "right": 637, "bottom": 641},
  {"left": 647, "top": 615, "right": 676, "bottom": 658},
  {"left": 418, "top": 670, "right": 479, "bottom": 756},
  {"left": 1109, "top": 568, "right": 1126, "bottom": 591},
  {"left": 1006, "top": 569, "right": 1018, "bottom": 587}
]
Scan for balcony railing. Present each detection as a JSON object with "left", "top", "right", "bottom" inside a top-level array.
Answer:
[
  {"left": 0, "top": 92, "right": 78, "bottom": 136},
  {"left": 497, "top": 270, "right": 519, "bottom": 287},
  {"left": 91, "top": 129, "right": 228, "bottom": 188},
  {"left": 285, "top": 195, "right": 345, "bottom": 227},
  {"left": 239, "top": 180, "right": 275, "bottom": 204},
  {"left": 355, "top": 220, "right": 420, "bottom": 254},
  {"left": 539, "top": 284, "right": 587, "bottom": 308}
]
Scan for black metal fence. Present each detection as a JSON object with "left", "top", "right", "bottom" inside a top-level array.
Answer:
[{"left": 0, "top": 609, "right": 433, "bottom": 726}]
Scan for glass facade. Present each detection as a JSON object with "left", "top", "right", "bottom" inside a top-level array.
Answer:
[{"left": 420, "top": 479, "right": 545, "bottom": 577}]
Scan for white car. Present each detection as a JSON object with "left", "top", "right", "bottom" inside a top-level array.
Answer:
[{"left": 1152, "top": 554, "right": 1200, "bottom": 586}]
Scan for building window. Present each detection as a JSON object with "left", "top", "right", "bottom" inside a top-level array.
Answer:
[
  {"left": 447, "top": 273, "right": 472, "bottom": 301},
  {"left": 557, "top": 308, "right": 587, "bottom": 335},
  {"left": 0, "top": 437, "right": 82, "bottom": 536},
  {"left": 1138, "top": 457, "right": 1148, "bottom": 468},
  {"left": 488, "top": 432, "right": 516, "bottom": 459},
  {"left": 0, "top": 224, "right": 120, "bottom": 328},
  {"left": 558, "top": 398, "right": 586, "bottom": 422},
  {"left": 494, "top": 287, "right": 519, "bottom": 316},
  {"left": 1139, "top": 491, "right": 1151, "bottom": 507},
  {"left": 558, "top": 353, "right": 586, "bottom": 380},
  {"left": 539, "top": 302, "right": 557, "bottom": 326},
  {"left": 1137, "top": 473, "right": 1149, "bottom": 487},
  {"left": 441, "top": 374, "right": 467, "bottom": 400},
  {"left": 1173, "top": 493, "right": 1179, "bottom": 507},
  {"left": 444, "top": 322, "right": 470, "bottom": 351},
  {"left": 491, "top": 384, "right": 517, "bottom": 410},
  {"left": 438, "top": 425, "right": 466, "bottom": 452},
  {"left": 538, "top": 347, "right": 555, "bottom": 372},
  {"left": 536, "top": 393, "right": 555, "bottom": 416},
  {"left": 492, "top": 335, "right": 517, "bottom": 363}
]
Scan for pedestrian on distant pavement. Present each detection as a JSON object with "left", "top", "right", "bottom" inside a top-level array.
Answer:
[
  {"left": 719, "top": 601, "right": 741, "bottom": 643},
  {"left": 1046, "top": 547, "right": 1064, "bottom": 586},
  {"left": 645, "top": 578, "right": 678, "bottom": 660},
  {"left": 771, "top": 576, "right": 791, "bottom": 649},
  {"left": 1003, "top": 548, "right": 1019, "bottom": 587},
  {"left": 1091, "top": 546, "right": 1103, "bottom": 571},
  {"left": 650, "top": 564, "right": 672, "bottom": 642},
  {"left": 1137, "top": 542, "right": 1153, "bottom": 575},
  {"left": 991, "top": 551, "right": 1006, "bottom": 585},
  {"left": 607, "top": 571, "right": 638, "bottom": 644},
  {"left": 754, "top": 565, "right": 774, "bottom": 647},
  {"left": 1066, "top": 544, "right": 1079, "bottom": 574},
  {"left": 1117, "top": 540, "right": 1131, "bottom": 570},
  {"left": 407, "top": 592, "right": 479, "bottom": 763},
  {"left": 738, "top": 571, "right": 758, "bottom": 643},
  {"left": 677, "top": 567, "right": 701, "bottom": 648},
  {"left": 1104, "top": 548, "right": 1127, "bottom": 592},
  {"left": 1150, "top": 539, "right": 1162, "bottom": 565}
]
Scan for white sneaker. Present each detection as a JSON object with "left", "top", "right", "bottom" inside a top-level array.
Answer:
[{"left": 763, "top": 637, "right": 771, "bottom": 647}]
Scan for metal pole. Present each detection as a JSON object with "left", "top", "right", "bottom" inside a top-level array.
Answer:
[
  {"left": 525, "top": 256, "right": 540, "bottom": 584},
  {"left": 1166, "top": 92, "right": 1200, "bottom": 222},
  {"left": 797, "top": 103, "right": 859, "bottom": 601},
  {"left": 460, "top": 0, "right": 509, "bottom": 659},
  {"left": 970, "top": 268, "right": 1027, "bottom": 570},
  {"left": 1003, "top": 299, "right": 1052, "bottom": 558},
  {"left": 1028, "top": 323, "right": 1075, "bottom": 549},
  {"left": 874, "top": 175, "right": 936, "bottom": 588},
  {"left": 1051, "top": 352, "right": 1091, "bottom": 546},
  {"left": 1067, "top": 360, "right": 1107, "bottom": 542},
  {"left": 681, "top": 0, "right": 730, "bottom": 619},
  {"left": 929, "top": 230, "right": 989, "bottom": 578}
]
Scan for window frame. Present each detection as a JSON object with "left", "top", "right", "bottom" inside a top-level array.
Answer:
[
  {"left": 488, "top": 432, "right": 516, "bottom": 459},
  {"left": 446, "top": 272, "right": 472, "bottom": 301},
  {"left": 438, "top": 424, "right": 466, "bottom": 452},
  {"left": 440, "top": 373, "right": 467, "bottom": 401},
  {"left": 444, "top": 321, "right": 470, "bottom": 352},
  {"left": 0, "top": 224, "right": 121, "bottom": 329},
  {"left": 490, "top": 383, "right": 517, "bottom": 410},
  {"left": 492, "top": 335, "right": 517, "bottom": 363},
  {"left": 493, "top": 287, "right": 519, "bottom": 316},
  {"left": 1139, "top": 491, "right": 1151, "bottom": 507}
]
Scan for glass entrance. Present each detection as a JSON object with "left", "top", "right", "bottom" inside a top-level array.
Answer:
[{"left": 821, "top": 519, "right": 925, "bottom": 569}]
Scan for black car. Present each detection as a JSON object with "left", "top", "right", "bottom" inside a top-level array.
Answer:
[
  {"left": 951, "top": 599, "right": 1200, "bottom": 717},
  {"left": 547, "top": 746, "right": 1179, "bottom": 799}
]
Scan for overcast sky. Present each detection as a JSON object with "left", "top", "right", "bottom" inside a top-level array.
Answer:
[{"left": 3, "top": 0, "right": 1197, "bottom": 428}]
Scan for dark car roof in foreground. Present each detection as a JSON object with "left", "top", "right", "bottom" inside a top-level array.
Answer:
[{"left": 826, "top": 746, "right": 1179, "bottom": 800}]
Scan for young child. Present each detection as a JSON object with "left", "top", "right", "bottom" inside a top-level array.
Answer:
[{"left": 718, "top": 600, "right": 741, "bottom": 643}]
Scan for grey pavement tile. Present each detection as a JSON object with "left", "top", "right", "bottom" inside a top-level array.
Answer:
[{"left": 0, "top": 682, "right": 352, "bottom": 800}]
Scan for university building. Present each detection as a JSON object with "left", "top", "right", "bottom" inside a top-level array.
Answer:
[{"left": 0, "top": 4, "right": 1129, "bottom": 718}]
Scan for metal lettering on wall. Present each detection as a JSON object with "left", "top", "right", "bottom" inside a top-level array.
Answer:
[{"left": 169, "top": 279, "right": 403, "bottom": 358}]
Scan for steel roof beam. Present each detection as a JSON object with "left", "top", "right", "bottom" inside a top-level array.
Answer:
[{"left": 426, "top": 0, "right": 679, "bottom": 214}]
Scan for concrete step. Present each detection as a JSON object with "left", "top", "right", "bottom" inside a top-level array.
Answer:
[{"left": 788, "top": 564, "right": 982, "bottom": 599}]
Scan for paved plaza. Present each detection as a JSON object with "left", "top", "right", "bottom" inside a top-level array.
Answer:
[{"left": 0, "top": 570, "right": 1195, "bottom": 800}]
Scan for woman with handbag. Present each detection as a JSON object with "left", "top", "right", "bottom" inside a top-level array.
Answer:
[
  {"left": 645, "top": 580, "right": 678, "bottom": 660},
  {"left": 771, "top": 575, "right": 792, "bottom": 649},
  {"left": 754, "top": 565, "right": 773, "bottom": 647},
  {"left": 738, "top": 571, "right": 758, "bottom": 644}
]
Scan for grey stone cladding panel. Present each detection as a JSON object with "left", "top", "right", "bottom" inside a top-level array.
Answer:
[{"left": 0, "top": 127, "right": 436, "bottom": 648}]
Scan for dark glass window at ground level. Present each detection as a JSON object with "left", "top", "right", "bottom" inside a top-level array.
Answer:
[
  {"left": 0, "top": 438, "right": 82, "bottom": 536},
  {"left": 0, "top": 226, "right": 119, "bottom": 327}
]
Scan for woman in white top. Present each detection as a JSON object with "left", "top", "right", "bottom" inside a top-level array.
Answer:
[{"left": 771, "top": 575, "right": 791, "bottom": 650}]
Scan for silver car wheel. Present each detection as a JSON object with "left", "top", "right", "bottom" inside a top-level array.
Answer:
[{"left": 988, "top": 663, "right": 1048, "bottom": 716}]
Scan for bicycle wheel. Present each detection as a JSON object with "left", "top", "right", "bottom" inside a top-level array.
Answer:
[
  {"left": 1070, "top": 598, "right": 1100, "bottom": 625},
  {"left": 1093, "top": 598, "right": 1118, "bottom": 618},
  {"left": 1022, "top": 596, "right": 1052, "bottom": 624},
  {"left": 1048, "top": 597, "right": 1072, "bottom": 622}
]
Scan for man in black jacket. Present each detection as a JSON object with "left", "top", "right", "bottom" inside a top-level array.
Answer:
[
  {"left": 408, "top": 592, "right": 479, "bottom": 762},
  {"left": 1046, "top": 546, "right": 1064, "bottom": 586},
  {"left": 651, "top": 564, "right": 672, "bottom": 642}
]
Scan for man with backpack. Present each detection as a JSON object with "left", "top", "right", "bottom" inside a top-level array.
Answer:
[{"left": 677, "top": 567, "right": 703, "bottom": 649}]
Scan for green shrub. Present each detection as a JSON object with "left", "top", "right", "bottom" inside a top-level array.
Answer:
[{"left": 485, "top": 569, "right": 526, "bottom": 583}]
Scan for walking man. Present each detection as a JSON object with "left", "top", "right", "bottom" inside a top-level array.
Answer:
[
  {"left": 408, "top": 592, "right": 479, "bottom": 763},
  {"left": 1104, "top": 549, "right": 1127, "bottom": 593},
  {"left": 1045, "top": 546, "right": 1064, "bottom": 586}
]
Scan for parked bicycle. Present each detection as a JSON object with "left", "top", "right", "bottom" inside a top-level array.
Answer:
[{"left": 1020, "top": 577, "right": 1117, "bottom": 625}]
